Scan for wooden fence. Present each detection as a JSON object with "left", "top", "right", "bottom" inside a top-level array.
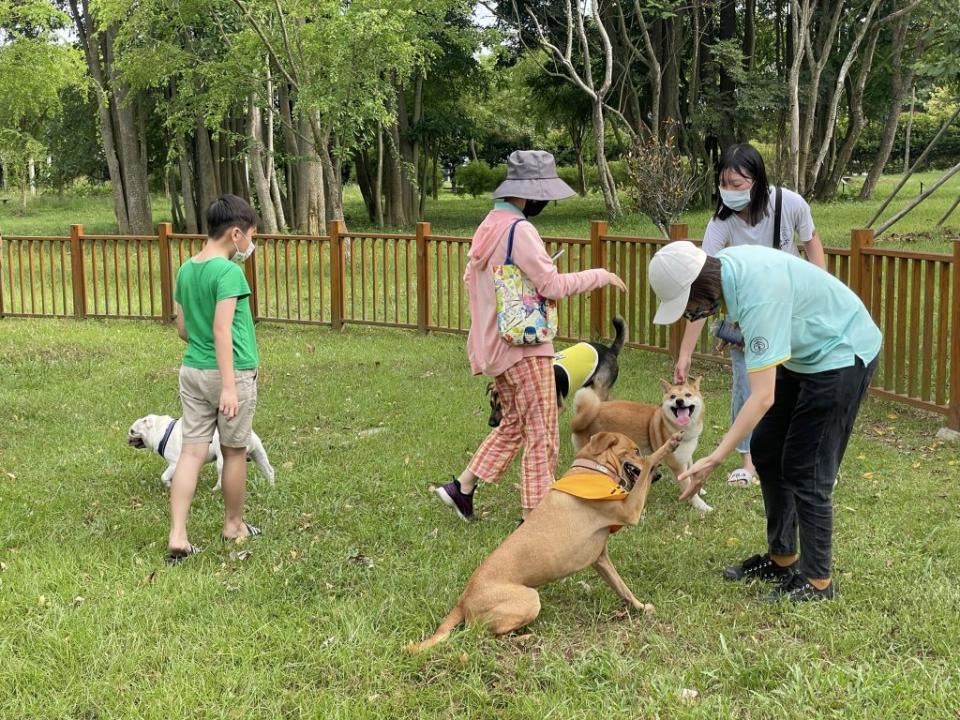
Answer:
[{"left": 1, "top": 221, "right": 957, "bottom": 430}]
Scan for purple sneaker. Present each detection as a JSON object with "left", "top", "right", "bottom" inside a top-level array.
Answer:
[{"left": 435, "top": 478, "right": 474, "bottom": 521}]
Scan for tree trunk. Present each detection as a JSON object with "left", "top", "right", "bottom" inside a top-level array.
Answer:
[
  {"left": 591, "top": 102, "right": 620, "bottom": 215},
  {"left": 247, "top": 94, "right": 279, "bottom": 233},
  {"left": 376, "top": 124, "right": 384, "bottom": 227},
  {"left": 387, "top": 120, "right": 407, "bottom": 226},
  {"left": 717, "top": 0, "right": 738, "bottom": 150},
  {"left": 858, "top": 10, "right": 926, "bottom": 199},
  {"left": 295, "top": 113, "right": 324, "bottom": 234},
  {"left": 177, "top": 134, "right": 199, "bottom": 233},
  {"left": 904, "top": 84, "right": 916, "bottom": 170},
  {"left": 194, "top": 117, "right": 221, "bottom": 231}
]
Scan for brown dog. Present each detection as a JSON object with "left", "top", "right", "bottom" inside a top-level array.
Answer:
[
  {"left": 570, "top": 378, "right": 711, "bottom": 513},
  {"left": 407, "top": 431, "right": 681, "bottom": 653}
]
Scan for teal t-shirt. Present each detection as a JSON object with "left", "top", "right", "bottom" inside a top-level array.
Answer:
[
  {"left": 718, "top": 245, "right": 881, "bottom": 374},
  {"left": 174, "top": 257, "right": 259, "bottom": 370}
]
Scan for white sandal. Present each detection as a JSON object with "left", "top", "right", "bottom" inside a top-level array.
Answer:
[{"left": 726, "top": 468, "right": 757, "bottom": 487}]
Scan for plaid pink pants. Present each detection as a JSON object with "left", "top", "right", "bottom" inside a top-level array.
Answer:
[{"left": 468, "top": 356, "right": 559, "bottom": 510}]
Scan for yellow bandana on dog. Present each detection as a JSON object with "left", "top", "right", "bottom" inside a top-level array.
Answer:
[{"left": 551, "top": 473, "right": 628, "bottom": 501}]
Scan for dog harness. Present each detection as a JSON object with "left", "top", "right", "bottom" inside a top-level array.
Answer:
[
  {"left": 553, "top": 343, "right": 599, "bottom": 395},
  {"left": 157, "top": 419, "right": 178, "bottom": 458}
]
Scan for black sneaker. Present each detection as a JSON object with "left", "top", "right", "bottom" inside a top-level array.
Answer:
[
  {"left": 767, "top": 573, "right": 835, "bottom": 603},
  {"left": 434, "top": 478, "right": 474, "bottom": 521},
  {"left": 723, "top": 553, "right": 795, "bottom": 582}
]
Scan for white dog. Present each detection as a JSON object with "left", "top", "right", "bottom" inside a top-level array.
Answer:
[{"left": 127, "top": 414, "right": 275, "bottom": 492}]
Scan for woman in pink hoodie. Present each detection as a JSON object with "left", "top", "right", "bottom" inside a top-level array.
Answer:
[{"left": 435, "top": 150, "right": 626, "bottom": 520}]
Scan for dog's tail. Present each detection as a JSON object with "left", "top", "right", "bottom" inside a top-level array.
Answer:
[
  {"left": 406, "top": 605, "right": 465, "bottom": 653},
  {"left": 610, "top": 315, "right": 627, "bottom": 356},
  {"left": 570, "top": 387, "right": 602, "bottom": 434}
]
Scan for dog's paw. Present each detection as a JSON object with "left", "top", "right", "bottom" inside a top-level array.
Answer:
[
  {"left": 631, "top": 600, "right": 656, "bottom": 616},
  {"left": 668, "top": 432, "right": 684, "bottom": 451}
]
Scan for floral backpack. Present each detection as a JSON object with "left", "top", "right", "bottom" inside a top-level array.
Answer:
[{"left": 493, "top": 219, "right": 558, "bottom": 345}]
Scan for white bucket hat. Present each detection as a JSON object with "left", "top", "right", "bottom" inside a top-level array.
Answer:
[
  {"left": 492, "top": 150, "right": 576, "bottom": 201},
  {"left": 648, "top": 241, "right": 708, "bottom": 324}
]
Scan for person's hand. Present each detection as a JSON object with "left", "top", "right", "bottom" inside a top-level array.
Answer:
[
  {"left": 219, "top": 385, "right": 239, "bottom": 419},
  {"left": 606, "top": 272, "right": 627, "bottom": 292},
  {"left": 673, "top": 353, "right": 691, "bottom": 384},
  {"left": 714, "top": 338, "right": 729, "bottom": 354},
  {"left": 677, "top": 453, "right": 720, "bottom": 502}
]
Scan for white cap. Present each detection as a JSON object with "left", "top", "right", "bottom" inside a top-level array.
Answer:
[{"left": 648, "top": 241, "right": 708, "bottom": 324}]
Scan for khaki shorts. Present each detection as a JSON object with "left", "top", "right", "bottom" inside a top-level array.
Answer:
[{"left": 179, "top": 366, "right": 258, "bottom": 447}]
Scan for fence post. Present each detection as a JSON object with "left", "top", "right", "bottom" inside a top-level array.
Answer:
[
  {"left": 244, "top": 248, "right": 259, "bottom": 322},
  {"left": 850, "top": 228, "right": 874, "bottom": 308},
  {"left": 415, "top": 222, "right": 432, "bottom": 334},
  {"left": 667, "top": 223, "right": 689, "bottom": 359},
  {"left": 70, "top": 224, "right": 87, "bottom": 319},
  {"left": 329, "top": 219, "right": 345, "bottom": 330},
  {"left": 949, "top": 240, "right": 960, "bottom": 431},
  {"left": 0, "top": 236, "right": 5, "bottom": 319},
  {"left": 157, "top": 223, "right": 174, "bottom": 323},
  {"left": 590, "top": 220, "right": 608, "bottom": 340}
]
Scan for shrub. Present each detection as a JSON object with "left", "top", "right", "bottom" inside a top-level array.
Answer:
[
  {"left": 624, "top": 133, "right": 701, "bottom": 235},
  {"left": 456, "top": 160, "right": 496, "bottom": 197}
]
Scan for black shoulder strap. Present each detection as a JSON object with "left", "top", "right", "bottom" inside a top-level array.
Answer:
[
  {"left": 773, "top": 186, "right": 783, "bottom": 250},
  {"left": 504, "top": 218, "right": 526, "bottom": 265}
]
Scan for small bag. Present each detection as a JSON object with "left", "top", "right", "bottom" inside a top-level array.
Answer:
[
  {"left": 712, "top": 317, "right": 744, "bottom": 347},
  {"left": 493, "top": 219, "right": 558, "bottom": 346}
]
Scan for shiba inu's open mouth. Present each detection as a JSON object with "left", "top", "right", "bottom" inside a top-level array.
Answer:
[{"left": 670, "top": 403, "right": 696, "bottom": 427}]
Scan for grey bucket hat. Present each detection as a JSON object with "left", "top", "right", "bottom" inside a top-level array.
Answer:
[{"left": 492, "top": 150, "right": 576, "bottom": 201}]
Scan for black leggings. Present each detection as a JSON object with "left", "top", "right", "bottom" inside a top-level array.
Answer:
[{"left": 750, "top": 356, "right": 877, "bottom": 580}]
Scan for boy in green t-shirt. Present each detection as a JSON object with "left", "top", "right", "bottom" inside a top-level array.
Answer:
[{"left": 167, "top": 195, "right": 262, "bottom": 564}]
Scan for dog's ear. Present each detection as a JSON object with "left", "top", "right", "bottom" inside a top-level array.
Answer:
[
  {"left": 659, "top": 378, "right": 673, "bottom": 394},
  {"left": 580, "top": 431, "right": 621, "bottom": 458},
  {"left": 690, "top": 375, "right": 702, "bottom": 390}
]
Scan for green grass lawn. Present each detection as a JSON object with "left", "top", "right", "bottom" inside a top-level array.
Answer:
[
  {"left": 2, "top": 169, "right": 958, "bottom": 252},
  {"left": 1, "top": 318, "right": 958, "bottom": 718}
]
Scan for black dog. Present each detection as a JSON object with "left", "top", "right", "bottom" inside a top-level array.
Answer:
[{"left": 486, "top": 315, "right": 627, "bottom": 427}]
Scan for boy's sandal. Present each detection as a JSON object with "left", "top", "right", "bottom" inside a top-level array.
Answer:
[
  {"left": 726, "top": 468, "right": 757, "bottom": 487},
  {"left": 166, "top": 544, "right": 201, "bottom": 565},
  {"left": 221, "top": 522, "right": 263, "bottom": 543}
]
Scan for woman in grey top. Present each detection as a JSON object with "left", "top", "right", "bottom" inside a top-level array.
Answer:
[{"left": 673, "top": 144, "right": 826, "bottom": 487}]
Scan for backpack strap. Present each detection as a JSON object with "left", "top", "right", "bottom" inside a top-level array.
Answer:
[
  {"left": 772, "top": 186, "right": 783, "bottom": 250},
  {"left": 503, "top": 218, "right": 527, "bottom": 265}
]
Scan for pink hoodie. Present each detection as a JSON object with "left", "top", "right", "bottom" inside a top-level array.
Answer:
[{"left": 464, "top": 204, "right": 611, "bottom": 377}]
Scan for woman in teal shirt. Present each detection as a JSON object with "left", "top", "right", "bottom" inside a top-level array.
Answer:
[{"left": 649, "top": 241, "right": 881, "bottom": 602}]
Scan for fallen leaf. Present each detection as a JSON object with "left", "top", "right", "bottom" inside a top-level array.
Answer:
[
  {"left": 37, "top": 595, "right": 48, "bottom": 607},
  {"left": 886, "top": 412, "right": 898, "bottom": 420},
  {"left": 73, "top": 596, "right": 84, "bottom": 607},
  {"left": 862, "top": 472, "right": 874, "bottom": 480},
  {"left": 725, "top": 537, "right": 740, "bottom": 548},
  {"left": 679, "top": 688, "right": 700, "bottom": 702},
  {"left": 420, "top": 371, "right": 435, "bottom": 378},
  {"left": 283, "top": 461, "right": 294, "bottom": 469},
  {"left": 4, "top": 472, "right": 15, "bottom": 481},
  {"left": 229, "top": 549, "right": 252, "bottom": 561},
  {"left": 306, "top": 343, "right": 315, "bottom": 353},
  {"left": 142, "top": 571, "right": 157, "bottom": 586},
  {"left": 357, "top": 427, "right": 387, "bottom": 439},
  {"left": 0, "top": 562, "right": 7, "bottom": 572},
  {"left": 458, "top": 652, "right": 470, "bottom": 666}
]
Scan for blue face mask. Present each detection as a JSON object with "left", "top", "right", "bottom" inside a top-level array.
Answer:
[{"left": 719, "top": 187, "right": 751, "bottom": 211}]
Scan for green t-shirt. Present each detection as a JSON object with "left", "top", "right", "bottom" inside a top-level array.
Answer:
[{"left": 174, "top": 256, "right": 259, "bottom": 370}]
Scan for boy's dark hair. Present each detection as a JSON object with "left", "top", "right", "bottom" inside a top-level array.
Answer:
[
  {"left": 688, "top": 256, "right": 723, "bottom": 307},
  {"left": 207, "top": 194, "right": 258, "bottom": 239},
  {"left": 714, "top": 143, "right": 770, "bottom": 227}
]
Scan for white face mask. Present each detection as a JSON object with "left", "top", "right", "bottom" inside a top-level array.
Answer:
[
  {"left": 719, "top": 187, "right": 752, "bottom": 211},
  {"left": 232, "top": 235, "right": 255, "bottom": 263}
]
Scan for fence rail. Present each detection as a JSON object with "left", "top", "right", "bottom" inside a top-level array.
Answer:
[{"left": 1, "top": 222, "right": 957, "bottom": 430}]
